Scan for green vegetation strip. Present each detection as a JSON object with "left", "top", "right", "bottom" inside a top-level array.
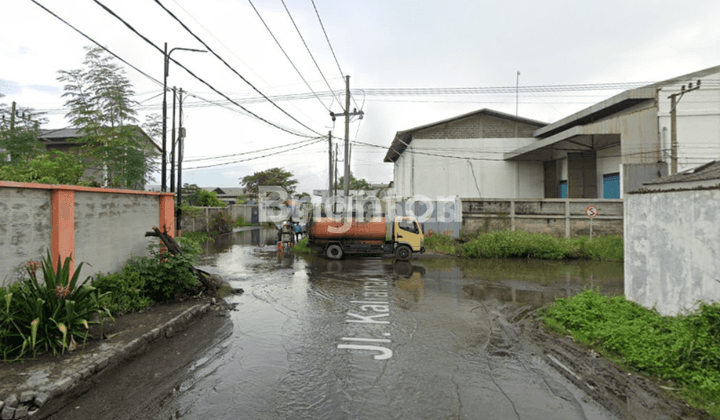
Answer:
[
  {"left": 542, "top": 290, "right": 720, "bottom": 418},
  {"left": 425, "top": 230, "right": 623, "bottom": 261},
  {"left": 290, "top": 237, "right": 313, "bottom": 254}
]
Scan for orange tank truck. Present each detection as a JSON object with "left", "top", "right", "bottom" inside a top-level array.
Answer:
[{"left": 307, "top": 215, "right": 425, "bottom": 261}]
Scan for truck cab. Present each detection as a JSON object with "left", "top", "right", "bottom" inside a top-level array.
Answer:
[{"left": 393, "top": 217, "right": 425, "bottom": 260}]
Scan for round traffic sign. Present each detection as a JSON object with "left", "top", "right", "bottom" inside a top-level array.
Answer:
[{"left": 585, "top": 206, "right": 598, "bottom": 218}]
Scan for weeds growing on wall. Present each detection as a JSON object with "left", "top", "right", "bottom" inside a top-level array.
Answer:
[
  {"left": 209, "top": 213, "right": 232, "bottom": 235},
  {"left": 425, "top": 231, "right": 623, "bottom": 261},
  {"left": 542, "top": 290, "right": 720, "bottom": 417}
]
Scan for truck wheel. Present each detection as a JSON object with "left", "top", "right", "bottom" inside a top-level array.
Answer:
[
  {"left": 326, "top": 244, "right": 344, "bottom": 260},
  {"left": 395, "top": 245, "right": 412, "bottom": 261}
]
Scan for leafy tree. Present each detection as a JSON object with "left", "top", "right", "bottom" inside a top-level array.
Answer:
[
  {"left": 57, "top": 47, "right": 155, "bottom": 190},
  {"left": 183, "top": 184, "right": 226, "bottom": 207},
  {"left": 0, "top": 96, "right": 45, "bottom": 164},
  {"left": 336, "top": 171, "right": 371, "bottom": 190},
  {"left": 0, "top": 151, "right": 86, "bottom": 185},
  {"left": 241, "top": 167, "right": 297, "bottom": 198}
]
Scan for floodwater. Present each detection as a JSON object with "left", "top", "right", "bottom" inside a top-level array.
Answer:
[
  {"left": 141, "top": 228, "right": 622, "bottom": 419},
  {"left": 54, "top": 228, "right": 628, "bottom": 419}
]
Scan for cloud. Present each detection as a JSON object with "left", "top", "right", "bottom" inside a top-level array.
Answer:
[{"left": 0, "top": 79, "right": 21, "bottom": 95}]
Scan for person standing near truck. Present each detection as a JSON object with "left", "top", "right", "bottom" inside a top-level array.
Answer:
[{"left": 294, "top": 222, "right": 302, "bottom": 242}]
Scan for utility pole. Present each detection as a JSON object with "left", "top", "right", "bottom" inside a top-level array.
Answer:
[
  {"left": 162, "top": 44, "right": 207, "bottom": 192},
  {"left": 668, "top": 80, "right": 701, "bottom": 174},
  {"left": 177, "top": 88, "right": 185, "bottom": 236},
  {"left": 328, "top": 131, "right": 333, "bottom": 199},
  {"left": 10, "top": 101, "right": 16, "bottom": 130},
  {"left": 329, "top": 76, "right": 364, "bottom": 201},
  {"left": 170, "top": 87, "right": 177, "bottom": 193}
]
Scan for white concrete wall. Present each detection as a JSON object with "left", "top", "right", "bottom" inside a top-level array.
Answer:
[
  {"left": 0, "top": 188, "right": 52, "bottom": 286},
  {"left": 625, "top": 188, "right": 720, "bottom": 315},
  {"left": 392, "top": 138, "right": 543, "bottom": 199}
]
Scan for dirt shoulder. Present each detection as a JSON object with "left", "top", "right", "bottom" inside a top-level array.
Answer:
[{"left": 511, "top": 309, "right": 714, "bottom": 420}]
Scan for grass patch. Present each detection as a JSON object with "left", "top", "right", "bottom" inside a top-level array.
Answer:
[
  {"left": 426, "top": 231, "right": 623, "bottom": 261},
  {"left": 542, "top": 290, "right": 720, "bottom": 418},
  {"left": 290, "top": 236, "right": 313, "bottom": 254}
]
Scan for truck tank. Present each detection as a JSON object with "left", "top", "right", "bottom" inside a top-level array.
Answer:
[{"left": 309, "top": 217, "right": 388, "bottom": 244}]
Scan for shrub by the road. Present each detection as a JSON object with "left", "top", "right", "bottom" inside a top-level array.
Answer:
[
  {"left": 542, "top": 290, "right": 720, "bottom": 417},
  {"left": 1, "top": 254, "right": 110, "bottom": 359},
  {"left": 425, "top": 231, "right": 623, "bottom": 261},
  {"left": 95, "top": 237, "right": 202, "bottom": 304}
]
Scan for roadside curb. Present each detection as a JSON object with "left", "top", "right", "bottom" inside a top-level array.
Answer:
[{"left": 0, "top": 302, "right": 215, "bottom": 420}]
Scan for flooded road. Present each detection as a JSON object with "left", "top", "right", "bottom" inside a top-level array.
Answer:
[
  {"left": 145, "top": 229, "right": 622, "bottom": 419},
  {"left": 53, "top": 229, "right": 627, "bottom": 419}
]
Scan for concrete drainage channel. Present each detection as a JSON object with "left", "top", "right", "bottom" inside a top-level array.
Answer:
[{"left": 0, "top": 302, "right": 218, "bottom": 420}]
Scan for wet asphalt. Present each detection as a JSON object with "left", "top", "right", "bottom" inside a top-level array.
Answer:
[{"left": 53, "top": 228, "right": 626, "bottom": 419}]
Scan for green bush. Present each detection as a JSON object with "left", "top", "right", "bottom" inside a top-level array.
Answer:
[
  {"left": 234, "top": 215, "right": 252, "bottom": 227},
  {"left": 1, "top": 254, "right": 109, "bottom": 359},
  {"left": 122, "top": 241, "right": 200, "bottom": 302},
  {"left": 290, "top": 236, "right": 312, "bottom": 254},
  {"left": 424, "top": 231, "right": 458, "bottom": 255},
  {"left": 543, "top": 290, "right": 720, "bottom": 417},
  {"left": 92, "top": 269, "right": 153, "bottom": 315},
  {"left": 209, "top": 213, "right": 232, "bottom": 235},
  {"left": 458, "top": 231, "right": 623, "bottom": 261}
]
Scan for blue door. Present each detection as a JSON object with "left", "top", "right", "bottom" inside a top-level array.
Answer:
[
  {"left": 603, "top": 173, "right": 620, "bottom": 199},
  {"left": 558, "top": 180, "right": 567, "bottom": 198}
]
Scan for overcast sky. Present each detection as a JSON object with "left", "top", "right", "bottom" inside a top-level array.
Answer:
[{"left": 2, "top": 0, "right": 720, "bottom": 194}]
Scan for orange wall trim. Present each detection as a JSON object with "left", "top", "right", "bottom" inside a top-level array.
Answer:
[
  {"left": 51, "top": 189, "right": 75, "bottom": 273},
  {"left": 0, "top": 181, "right": 176, "bottom": 274}
]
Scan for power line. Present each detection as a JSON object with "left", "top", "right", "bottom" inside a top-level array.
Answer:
[
  {"left": 29, "top": 0, "right": 163, "bottom": 88},
  {"left": 152, "top": 0, "right": 323, "bottom": 135},
  {"left": 310, "top": 0, "right": 344, "bottom": 86},
  {"left": 183, "top": 137, "right": 321, "bottom": 162},
  {"left": 185, "top": 137, "right": 325, "bottom": 169},
  {"left": 245, "top": 0, "right": 332, "bottom": 112},
  {"left": 280, "top": 0, "right": 342, "bottom": 107},
  {"left": 90, "top": 0, "right": 317, "bottom": 137}
]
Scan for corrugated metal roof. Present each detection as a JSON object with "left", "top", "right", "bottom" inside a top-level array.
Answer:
[
  {"left": 533, "top": 64, "right": 720, "bottom": 139},
  {"left": 383, "top": 108, "right": 547, "bottom": 163},
  {"left": 644, "top": 160, "right": 720, "bottom": 185}
]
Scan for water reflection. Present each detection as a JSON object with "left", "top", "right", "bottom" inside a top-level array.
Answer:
[{"left": 418, "top": 257, "right": 623, "bottom": 307}]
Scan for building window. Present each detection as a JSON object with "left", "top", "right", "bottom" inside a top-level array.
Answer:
[
  {"left": 558, "top": 180, "right": 567, "bottom": 198},
  {"left": 603, "top": 173, "right": 620, "bottom": 199}
]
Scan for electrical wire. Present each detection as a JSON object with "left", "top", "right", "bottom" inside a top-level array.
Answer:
[
  {"left": 185, "top": 138, "right": 325, "bottom": 169},
  {"left": 245, "top": 0, "right": 332, "bottom": 113},
  {"left": 280, "top": 0, "right": 343, "bottom": 108},
  {"left": 183, "top": 137, "right": 321, "bottom": 162},
  {"left": 29, "top": 0, "right": 163, "bottom": 88},
  {"left": 151, "top": 0, "right": 324, "bottom": 136},
  {"left": 91, "top": 0, "right": 317, "bottom": 137}
]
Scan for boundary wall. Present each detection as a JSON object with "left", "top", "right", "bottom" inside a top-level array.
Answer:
[
  {"left": 182, "top": 204, "right": 255, "bottom": 233},
  {"left": 0, "top": 181, "right": 175, "bottom": 285},
  {"left": 461, "top": 198, "right": 623, "bottom": 237}
]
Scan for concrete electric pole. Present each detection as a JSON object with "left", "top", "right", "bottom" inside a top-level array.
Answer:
[
  {"left": 668, "top": 80, "right": 701, "bottom": 174},
  {"left": 330, "top": 76, "right": 364, "bottom": 201}
]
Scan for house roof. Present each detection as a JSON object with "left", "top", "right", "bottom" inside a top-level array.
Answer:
[
  {"left": 533, "top": 64, "right": 720, "bottom": 139},
  {"left": 504, "top": 64, "right": 720, "bottom": 161},
  {"left": 644, "top": 160, "right": 720, "bottom": 185},
  {"left": 38, "top": 126, "right": 161, "bottom": 152},
  {"left": 203, "top": 186, "right": 245, "bottom": 196},
  {"left": 383, "top": 108, "right": 547, "bottom": 163}
]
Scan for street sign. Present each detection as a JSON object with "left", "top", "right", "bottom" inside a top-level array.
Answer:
[{"left": 585, "top": 206, "right": 599, "bottom": 218}]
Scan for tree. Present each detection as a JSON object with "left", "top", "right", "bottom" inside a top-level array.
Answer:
[
  {"left": 57, "top": 47, "right": 154, "bottom": 189},
  {"left": 0, "top": 95, "right": 45, "bottom": 164},
  {"left": 241, "top": 167, "right": 297, "bottom": 198},
  {"left": 336, "top": 171, "right": 371, "bottom": 190},
  {"left": 0, "top": 151, "right": 86, "bottom": 185}
]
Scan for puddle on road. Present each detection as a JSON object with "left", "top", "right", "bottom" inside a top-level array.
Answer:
[{"left": 201, "top": 228, "right": 623, "bottom": 309}]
